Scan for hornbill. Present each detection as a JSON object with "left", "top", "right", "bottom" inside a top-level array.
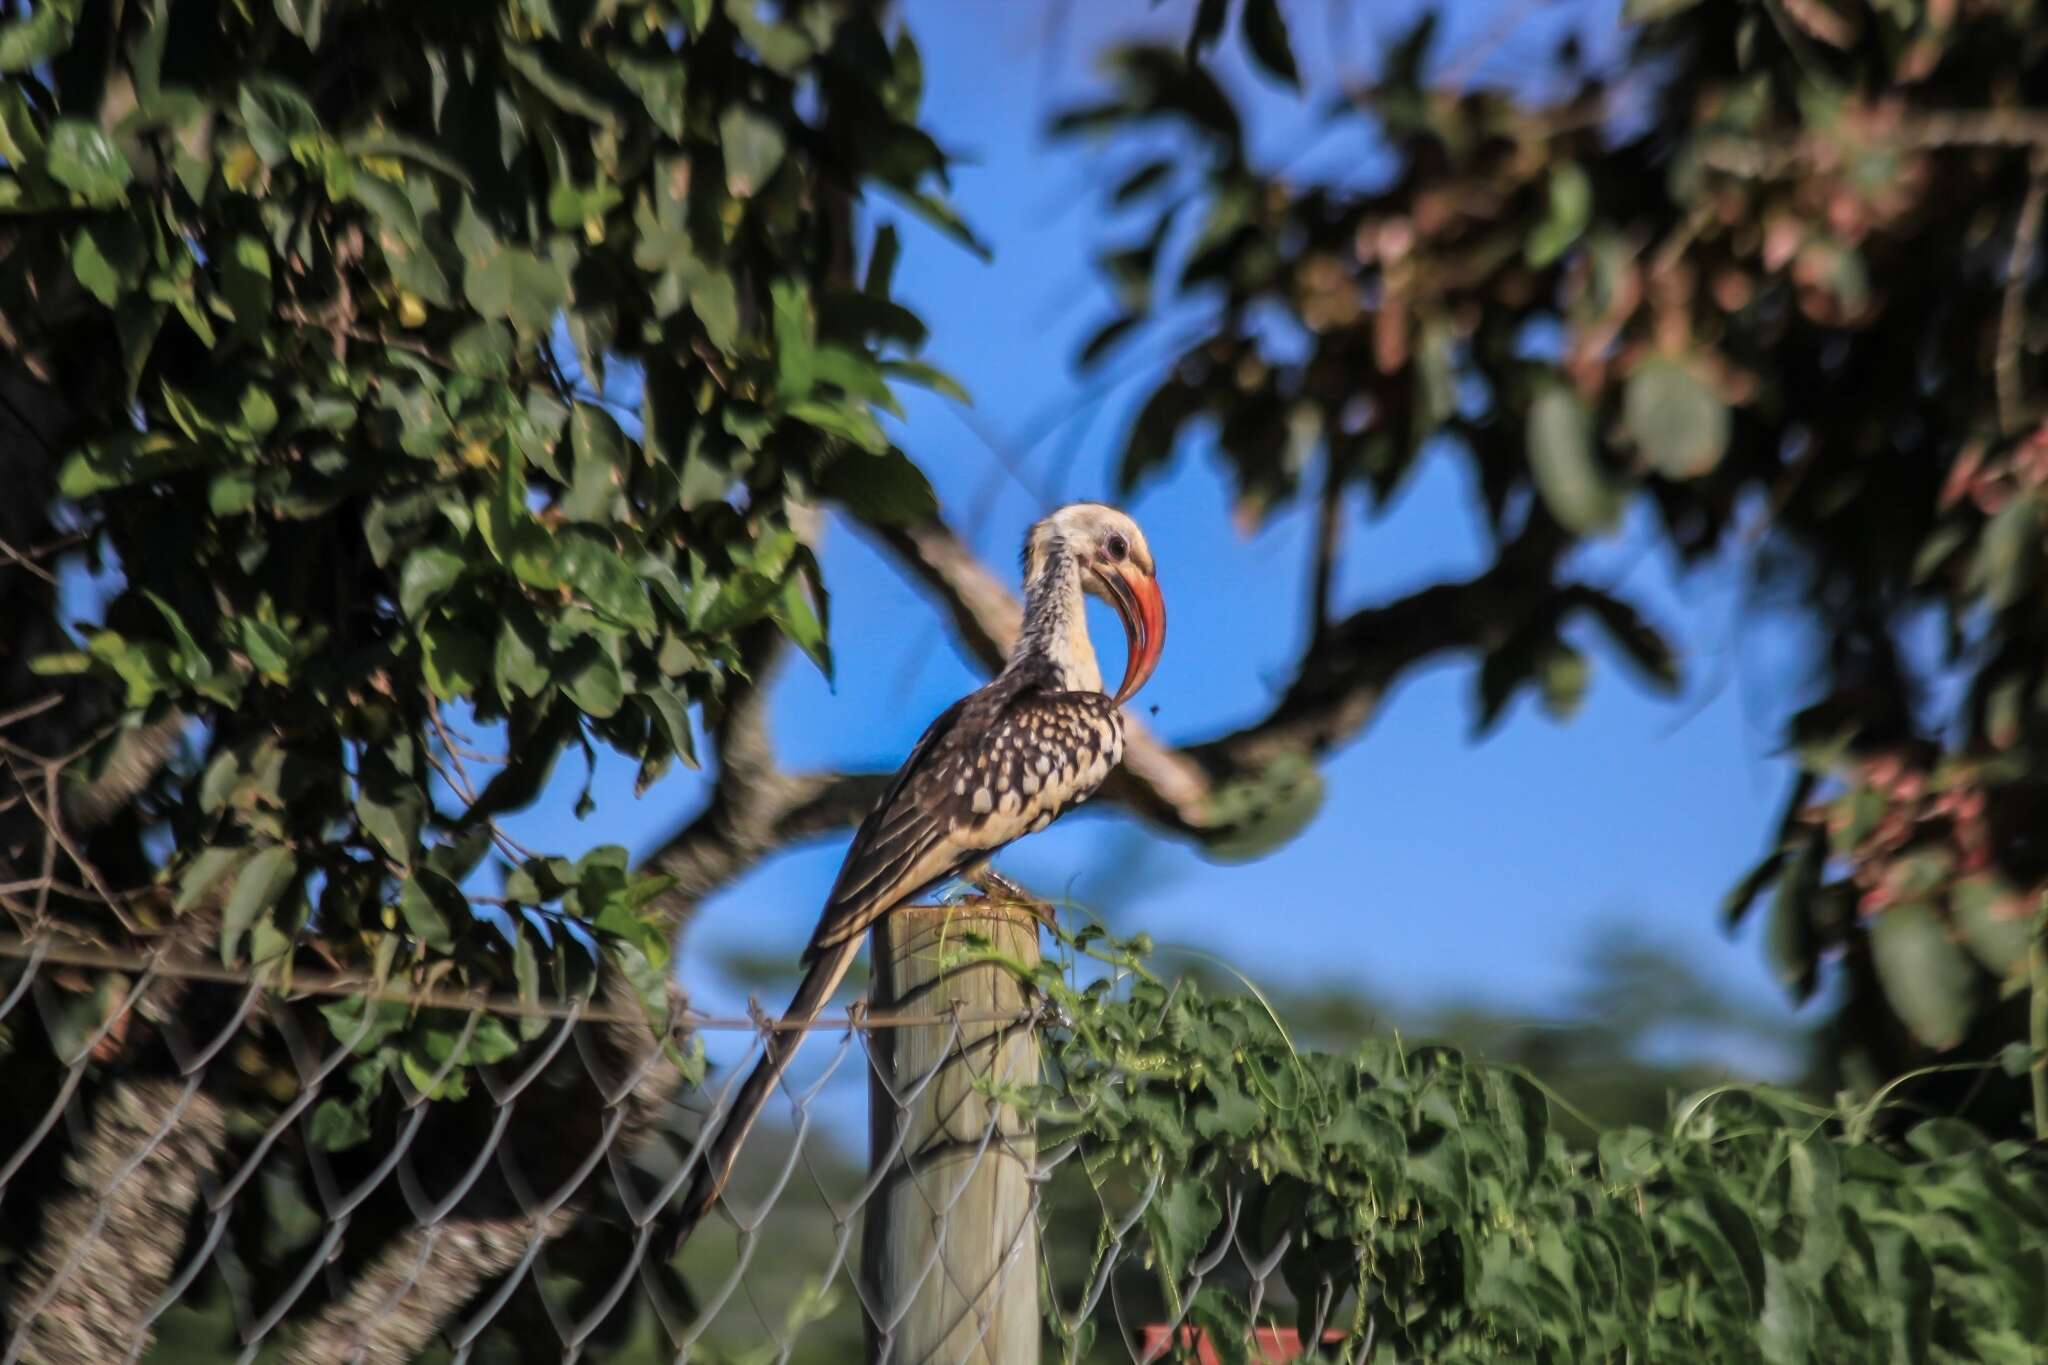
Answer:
[{"left": 665, "top": 501, "right": 1166, "bottom": 1258}]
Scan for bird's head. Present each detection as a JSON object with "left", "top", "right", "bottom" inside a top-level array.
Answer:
[{"left": 1024, "top": 502, "right": 1166, "bottom": 705}]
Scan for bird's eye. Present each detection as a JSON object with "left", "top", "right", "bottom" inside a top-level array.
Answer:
[{"left": 1105, "top": 533, "right": 1129, "bottom": 562}]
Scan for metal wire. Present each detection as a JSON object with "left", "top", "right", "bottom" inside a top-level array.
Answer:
[
  {"left": 0, "top": 929, "right": 1370, "bottom": 1364},
  {"left": 0, "top": 711, "right": 1358, "bottom": 1365}
]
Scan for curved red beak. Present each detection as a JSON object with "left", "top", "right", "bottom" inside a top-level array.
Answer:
[{"left": 1102, "top": 564, "right": 1166, "bottom": 706}]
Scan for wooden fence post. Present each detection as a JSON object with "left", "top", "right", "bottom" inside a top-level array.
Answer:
[{"left": 862, "top": 901, "right": 1041, "bottom": 1365}]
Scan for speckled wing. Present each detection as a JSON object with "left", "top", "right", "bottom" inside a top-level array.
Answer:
[{"left": 801, "top": 668, "right": 1124, "bottom": 962}]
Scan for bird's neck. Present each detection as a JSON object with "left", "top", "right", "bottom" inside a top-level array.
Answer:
[{"left": 1009, "top": 536, "right": 1102, "bottom": 693}]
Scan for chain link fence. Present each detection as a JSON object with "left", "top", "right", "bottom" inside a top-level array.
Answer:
[{"left": 0, "top": 922, "right": 1359, "bottom": 1365}]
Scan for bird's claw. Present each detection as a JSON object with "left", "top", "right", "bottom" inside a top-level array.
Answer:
[{"left": 965, "top": 868, "right": 1058, "bottom": 929}]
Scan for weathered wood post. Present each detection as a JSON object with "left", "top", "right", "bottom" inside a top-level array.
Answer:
[{"left": 863, "top": 901, "right": 1040, "bottom": 1365}]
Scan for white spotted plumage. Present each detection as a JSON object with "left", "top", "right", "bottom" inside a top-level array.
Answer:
[{"left": 668, "top": 503, "right": 1159, "bottom": 1257}]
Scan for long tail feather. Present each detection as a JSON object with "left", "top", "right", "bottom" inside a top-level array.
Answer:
[{"left": 666, "top": 935, "right": 864, "bottom": 1259}]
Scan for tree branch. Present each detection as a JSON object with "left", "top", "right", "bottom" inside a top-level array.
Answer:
[{"left": 641, "top": 508, "right": 1568, "bottom": 910}]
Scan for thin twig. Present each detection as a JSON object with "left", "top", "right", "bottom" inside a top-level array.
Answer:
[
  {"left": 0, "top": 534, "right": 58, "bottom": 584},
  {"left": 1998, "top": 149, "right": 2048, "bottom": 436}
]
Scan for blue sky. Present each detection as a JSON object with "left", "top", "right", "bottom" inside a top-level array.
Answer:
[{"left": 486, "top": 0, "right": 1829, "bottom": 1075}]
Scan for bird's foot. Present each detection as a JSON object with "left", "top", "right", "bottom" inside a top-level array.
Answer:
[{"left": 965, "top": 868, "right": 1059, "bottom": 929}]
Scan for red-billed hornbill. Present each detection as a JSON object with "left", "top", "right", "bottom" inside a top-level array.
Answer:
[{"left": 666, "top": 502, "right": 1165, "bottom": 1257}]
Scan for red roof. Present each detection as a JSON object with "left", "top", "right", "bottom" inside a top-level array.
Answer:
[{"left": 1137, "top": 1325, "right": 1348, "bottom": 1362}]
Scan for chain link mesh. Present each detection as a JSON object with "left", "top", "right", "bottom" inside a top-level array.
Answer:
[
  {"left": 0, "top": 931, "right": 1362, "bottom": 1364},
  {"left": 0, "top": 701, "right": 1365, "bottom": 1364}
]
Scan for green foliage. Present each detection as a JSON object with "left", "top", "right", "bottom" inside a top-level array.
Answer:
[
  {"left": 5, "top": 0, "right": 957, "bottom": 1059},
  {"left": 1075, "top": 0, "right": 2048, "bottom": 1111},
  {"left": 1018, "top": 927, "right": 2048, "bottom": 1364}
]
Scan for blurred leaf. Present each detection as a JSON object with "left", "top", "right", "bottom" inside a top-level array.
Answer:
[
  {"left": 175, "top": 846, "right": 251, "bottom": 915},
  {"left": 559, "top": 639, "right": 625, "bottom": 717},
  {"left": 221, "top": 846, "right": 296, "bottom": 965},
  {"left": 814, "top": 448, "right": 936, "bottom": 525},
  {"left": 46, "top": 120, "right": 131, "bottom": 202},
  {"left": 0, "top": 2, "right": 75, "bottom": 71},
  {"left": 1527, "top": 164, "right": 1592, "bottom": 268},
  {"left": 399, "top": 869, "right": 467, "bottom": 951},
  {"left": 1767, "top": 833, "right": 1823, "bottom": 1002},
  {"left": 237, "top": 77, "right": 319, "bottom": 165},
  {"left": 720, "top": 104, "right": 786, "bottom": 198},
  {"left": 1869, "top": 901, "right": 1979, "bottom": 1050},
  {"left": 556, "top": 533, "right": 655, "bottom": 631},
  {"left": 1528, "top": 383, "right": 1621, "bottom": 534},
  {"left": 399, "top": 546, "right": 464, "bottom": 619},
  {"left": 1538, "top": 643, "right": 1588, "bottom": 721},
  {"left": 1623, "top": 359, "right": 1729, "bottom": 479},
  {"left": 70, "top": 217, "right": 145, "bottom": 307},
  {"left": 1951, "top": 878, "right": 2032, "bottom": 978},
  {"left": 421, "top": 621, "right": 489, "bottom": 700},
  {"left": 1972, "top": 496, "right": 2039, "bottom": 610},
  {"left": 220, "top": 234, "right": 273, "bottom": 338}
]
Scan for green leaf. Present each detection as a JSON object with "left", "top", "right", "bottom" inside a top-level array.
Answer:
[
  {"left": 0, "top": 2, "right": 75, "bottom": 72},
  {"left": 476, "top": 462, "right": 561, "bottom": 588},
  {"left": 174, "top": 846, "right": 251, "bottom": 914},
  {"left": 1767, "top": 833, "right": 1824, "bottom": 1001},
  {"left": 1973, "top": 495, "right": 2039, "bottom": 610},
  {"left": 1623, "top": 359, "right": 1730, "bottom": 479},
  {"left": 421, "top": 621, "right": 489, "bottom": 700},
  {"left": 495, "top": 606, "right": 552, "bottom": 701},
  {"left": 275, "top": 0, "right": 326, "bottom": 49},
  {"left": 237, "top": 77, "right": 320, "bottom": 166},
  {"left": 237, "top": 615, "right": 295, "bottom": 679},
  {"left": 1951, "top": 876, "right": 2033, "bottom": 977},
  {"left": 114, "top": 296, "right": 168, "bottom": 398},
  {"left": 559, "top": 640, "right": 624, "bottom": 717},
  {"left": 865, "top": 223, "right": 900, "bottom": 298},
  {"left": 637, "top": 687, "right": 697, "bottom": 774},
  {"left": 398, "top": 868, "right": 467, "bottom": 950},
  {"left": 719, "top": 104, "right": 786, "bottom": 198},
  {"left": 1527, "top": 164, "right": 1592, "bottom": 267},
  {"left": 307, "top": 1092, "right": 374, "bottom": 1150},
  {"left": 615, "top": 53, "right": 687, "bottom": 138},
  {"left": 1537, "top": 643, "right": 1588, "bottom": 721},
  {"left": 881, "top": 358, "right": 970, "bottom": 405},
  {"left": 556, "top": 533, "right": 655, "bottom": 632},
  {"left": 1528, "top": 383, "right": 1622, "bottom": 534},
  {"left": 221, "top": 846, "right": 296, "bottom": 965},
  {"left": 565, "top": 404, "right": 629, "bottom": 522},
  {"left": 1869, "top": 901, "right": 1980, "bottom": 1050},
  {"left": 772, "top": 551, "right": 831, "bottom": 678},
  {"left": 1786, "top": 1133, "right": 1843, "bottom": 1278},
  {"left": 1146, "top": 1179, "right": 1222, "bottom": 1286},
  {"left": 71, "top": 217, "right": 145, "bottom": 307},
  {"left": 355, "top": 741, "right": 425, "bottom": 866},
  {"left": 772, "top": 277, "right": 817, "bottom": 399},
  {"left": 787, "top": 398, "right": 887, "bottom": 453},
  {"left": 1757, "top": 1256, "right": 1815, "bottom": 1365},
  {"left": 220, "top": 234, "right": 273, "bottom": 338},
  {"left": 46, "top": 120, "right": 132, "bottom": 203},
  {"left": 465, "top": 244, "right": 567, "bottom": 337},
  {"left": 502, "top": 43, "right": 619, "bottom": 126},
  {"left": 690, "top": 273, "right": 740, "bottom": 354},
  {"left": 398, "top": 545, "right": 464, "bottom": 619},
  {"left": 450, "top": 320, "right": 513, "bottom": 378}
]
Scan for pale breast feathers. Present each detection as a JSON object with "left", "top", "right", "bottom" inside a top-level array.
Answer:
[{"left": 945, "top": 693, "right": 1124, "bottom": 843}]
